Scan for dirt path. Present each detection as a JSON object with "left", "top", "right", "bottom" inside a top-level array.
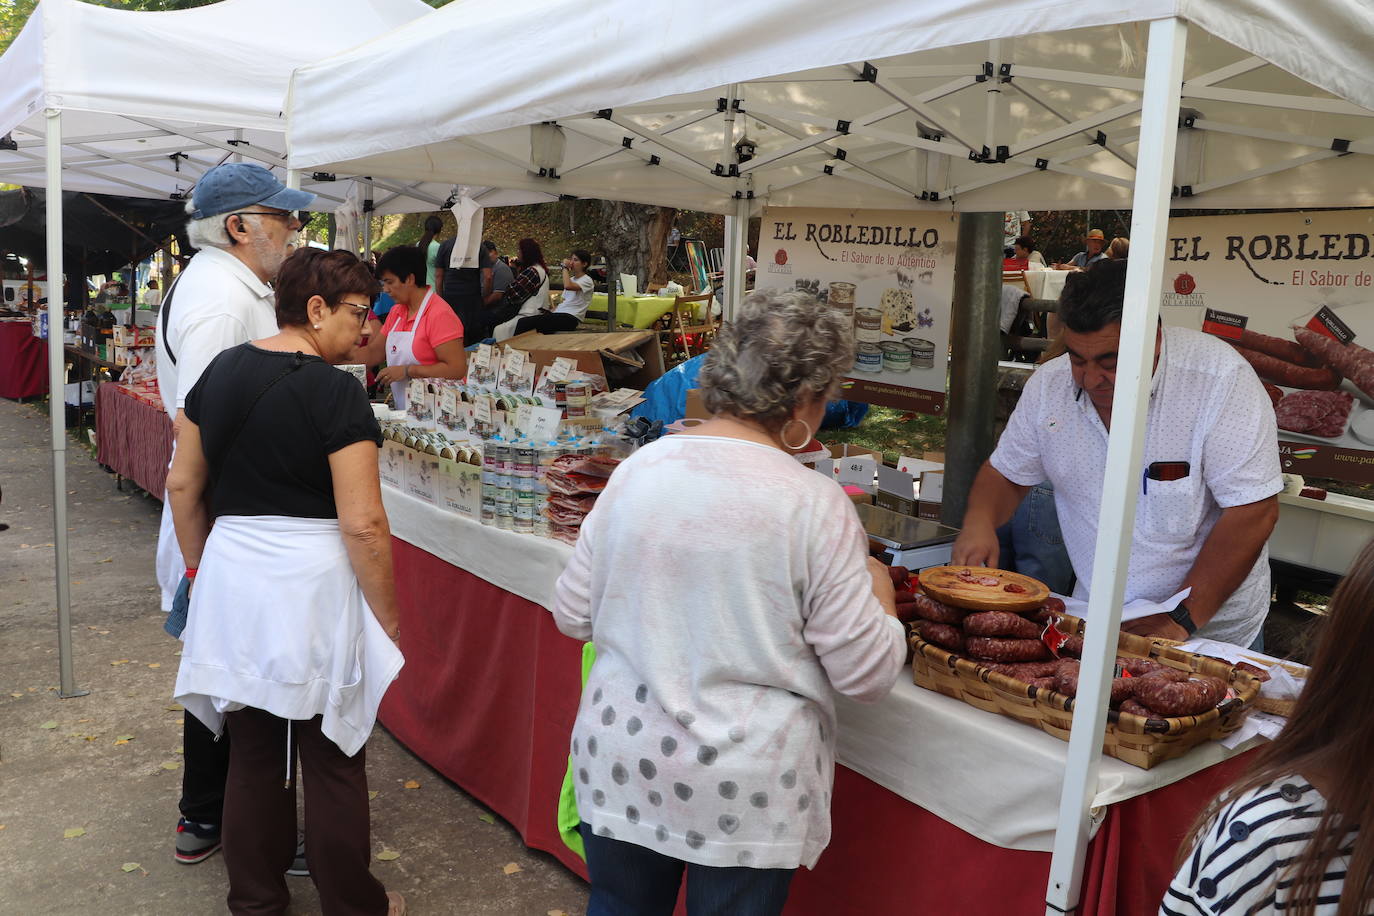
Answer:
[{"left": 0, "top": 397, "right": 586, "bottom": 915}]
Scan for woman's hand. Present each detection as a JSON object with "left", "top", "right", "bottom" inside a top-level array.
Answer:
[
  {"left": 866, "top": 557, "right": 899, "bottom": 618},
  {"left": 375, "top": 365, "right": 410, "bottom": 386}
]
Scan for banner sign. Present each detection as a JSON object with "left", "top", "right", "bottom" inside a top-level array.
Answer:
[
  {"left": 756, "top": 207, "right": 958, "bottom": 414},
  {"left": 1163, "top": 210, "right": 1374, "bottom": 482}
]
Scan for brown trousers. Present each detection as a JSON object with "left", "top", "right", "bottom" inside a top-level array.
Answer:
[{"left": 223, "top": 707, "right": 388, "bottom": 916}]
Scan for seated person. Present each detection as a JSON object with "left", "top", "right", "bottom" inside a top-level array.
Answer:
[
  {"left": 1054, "top": 229, "right": 1108, "bottom": 270},
  {"left": 513, "top": 249, "right": 594, "bottom": 336},
  {"left": 1004, "top": 236, "right": 1046, "bottom": 270}
]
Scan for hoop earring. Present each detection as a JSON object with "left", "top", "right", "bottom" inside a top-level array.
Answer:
[{"left": 780, "top": 418, "right": 812, "bottom": 451}]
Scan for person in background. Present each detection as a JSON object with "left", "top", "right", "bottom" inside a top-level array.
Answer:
[
  {"left": 1015, "top": 237, "right": 1046, "bottom": 269},
  {"left": 417, "top": 215, "right": 444, "bottom": 288},
  {"left": 512, "top": 249, "right": 593, "bottom": 335},
  {"left": 552, "top": 289, "right": 905, "bottom": 916},
  {"left": 480, "top": 240, "right": 515, "bottom": 310},
  {"left": 154, "top": 161, "right": 313, "bottom": 870},
  {"left": 167, "top": 247, "right": 405, "bottom": 916},
  {"left": 1054, "top": 229, "right": 1109, "bottom": 270},
  {"left": 1164, "top": 535, "right": 1374, "bottom": 916},
  {"left": 1004, "top": 210, "right": 1032, "bottom": 253},
  {"left": 353, "top": 245, "right": 466, "bottom": 409},
  {"left": 487, "top": 238, "right": 551, "bottom": 340},
  {"left": 144, "top": 278, "right": 162, "bottom": 308},
  {"left": 1107, "top": 236, "right": 1129, "bottom": 261},
  {"left": 433, "top": 234, "right": 488, "bottom": 345}
]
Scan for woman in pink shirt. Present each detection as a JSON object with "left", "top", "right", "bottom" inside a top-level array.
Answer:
[{"left": 355, "top": 245, "right": 467, "bottom": 409}]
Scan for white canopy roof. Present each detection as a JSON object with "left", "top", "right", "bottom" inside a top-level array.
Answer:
[
  {"left": 288, "top": 0, "right": 1374, "bottom": 214},
  {"left": 0, "top": 0, "right": 548, "bottom": 213}
]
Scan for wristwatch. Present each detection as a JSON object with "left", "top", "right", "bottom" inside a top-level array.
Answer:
[{"left": 1167, "top": 603, "right": 1198, "bottom": 636}]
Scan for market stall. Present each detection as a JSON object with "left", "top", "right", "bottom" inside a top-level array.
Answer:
[
  {"left": 377, "top": 484, "right": 1265, "bottom": 915},
  {"left": 94, "top": 381, "right": 172, "bottom": 497},
  {"left": 0, "top": 318, "right": 46, "bottom": 399}
]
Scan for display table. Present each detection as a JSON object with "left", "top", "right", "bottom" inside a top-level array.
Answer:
[
  {"left": 587, "top": 292, "right": 678, "bottom": 329},
  {"left": 380, "top": 486, "right": 1263, "bottom": 913},
  {"left": 1024, "top": 268, "right": 1070, "bottom": 301},
  {"left": 95, "top": 382, "right": 173, "bottom": 496},
  {"left": 0, "top": 320, "right": 47, "bottom": 399}
]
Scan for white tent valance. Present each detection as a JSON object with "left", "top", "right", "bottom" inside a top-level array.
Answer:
[
  {"left": 0, "top": 0, "right": 529, "bottom": 214},
  {"left": 288, "top": 0, "right": 1374, "bottom": 214}
]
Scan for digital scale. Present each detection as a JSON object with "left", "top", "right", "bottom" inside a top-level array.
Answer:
[{"left": 856, "top": 503, "right": 961, "bottom": 570}]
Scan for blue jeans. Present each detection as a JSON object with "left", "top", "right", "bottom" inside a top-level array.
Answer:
[
  {"left": 579, "top": 823, "right": 795, "bottom": 916},
  {"left": 997, "top": 484, "right": 1075, "bottom": 596}
]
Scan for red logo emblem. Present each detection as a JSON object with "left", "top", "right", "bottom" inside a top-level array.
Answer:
[
  {"left": 1174, "top": 273, "right": 1196, "bottom": 295},
  {"left": 774, "top": 249, "right": 788, "bottom": 266}
]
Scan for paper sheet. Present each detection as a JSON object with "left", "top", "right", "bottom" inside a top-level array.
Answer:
[{"left": 1059, "top": 586, "right": 1192, "bottom": 623}]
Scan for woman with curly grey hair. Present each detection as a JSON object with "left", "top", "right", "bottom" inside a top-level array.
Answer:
[{"left": 552, "top": 289, "right": 905, "bottom": 916}]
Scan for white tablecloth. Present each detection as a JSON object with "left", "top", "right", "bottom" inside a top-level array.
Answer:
[
  {"left": 1023, "top": 268, "right": 1069, "bottom": 301},
  {"left": 381, "top": 485, "right": 1263, "bottom": 852}
]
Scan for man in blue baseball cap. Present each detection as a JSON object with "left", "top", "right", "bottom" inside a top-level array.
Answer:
[{"left": 155, "top": 162, "right": 316, "bottom": 872}]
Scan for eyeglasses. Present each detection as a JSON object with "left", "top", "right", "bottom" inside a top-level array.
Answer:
[
  {"left": 230, "top": 210, "right": 301, "bottom": 224},
  {"left": 337, "top": 300, "right": 372, "bottom": 327}
]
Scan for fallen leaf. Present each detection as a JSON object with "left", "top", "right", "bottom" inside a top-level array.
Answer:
[
  {"left": 174, "top": 747, "right": 184, "bottom": 754},
  {"left": 63, "top": 827, "right": 86, "bottom": 839},
  {"left": 160, "top": 761, "right": 180, "bottom": 770},
  {"left": 87, "top": 625, "right": 100, "bottom": 631},
  {"left": 376, "top": 849, "right": 400, "bottom": 861},
  {"left": 503, "top": 862, "right": 523, "bottom": 876},
  {"left": 548, "top": 910, "right": 569, "bottom": 916},
  {"left": 9, "top": 693, "right": 21, "bottom": 698},
  {"left": 100, "top": 557, "right": 113, "bottom": 563},
  {"left": 477, "top": 812, "right": 496, "bottom": 825},
  {"left": 116, "top": 734, "right": 134, "bottom": 741},
  {"left": 97, "top": 630, "right": 110, "bottom": 635},
  {"left": 110, "top": 659, "right": 130, "bottom": 666},
  {"left": 403, "top": 780, "right": 420, "bottom": 789},
  {"left": 120, "top": 863, "right": 140, "bottom": 873},
  {"left": 147, "top": 663, "right": 161, "bottom": 669},
  {"left": 39, "top": 721, "right": 57, "bottom": 729},
  {"left": 83, "top": 735, "right": 98, "bottom": 742},
  {"left": 165, "top": 703, "right": 183, "bottom": 712},
  {"left": 114, "top": 739, "right": 131, "bottom": 746},
  {"left": 368, "top": 790, "right": 378, "bottom": 800},
  {"left": 77, "top": 718, "right": 91, "bottom": 723}
]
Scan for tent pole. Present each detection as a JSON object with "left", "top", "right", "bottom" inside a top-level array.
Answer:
[
  {"left": 285, "top": 169, "right": 301, "bottom": 191},
  {"left": 362, "top": 179, "right": 374, "bottom": 259},
  {"left": 1043, "top": 18, "right": 1186, "bottom": 915},
  {"left": 45, "top": 108, "right": 86, "bottom": 700},
  {"left": 940, "top": 211, "right": 1002, "bottom": 528},
  {"left": 722, "top": 195, "right": 749, "bottom": 322}
]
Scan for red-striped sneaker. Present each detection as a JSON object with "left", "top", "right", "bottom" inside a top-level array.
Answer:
[{"left": 174, "top": 817, "right": 222, "bottom": 864}]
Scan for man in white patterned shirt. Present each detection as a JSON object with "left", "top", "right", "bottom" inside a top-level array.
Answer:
[{"left": 953, "top": 259, "right": 1281, "bottom": 648}]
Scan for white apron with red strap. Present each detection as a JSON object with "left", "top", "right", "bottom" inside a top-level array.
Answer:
[{"left": 385, "top": 289, "right": 434, "bottom": 409}]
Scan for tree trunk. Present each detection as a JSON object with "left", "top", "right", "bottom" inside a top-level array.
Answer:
[
  {"left": 598, "top": 200, "right": 674, "bottom": 292},
  {"left": 647, "top": 207, "right": 676, "bottom": 289}
]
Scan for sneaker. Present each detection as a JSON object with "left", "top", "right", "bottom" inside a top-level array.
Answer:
[
  {"left": 174, "top": 817, "right": 222, "bottom": 864},
  {"left": 285, "top": 836, "right": 309, "bottom": 877}
]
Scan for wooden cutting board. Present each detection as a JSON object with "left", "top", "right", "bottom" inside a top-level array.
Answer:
[{"left": 919, "top": 566, "right": 1050, "bottom": 611}]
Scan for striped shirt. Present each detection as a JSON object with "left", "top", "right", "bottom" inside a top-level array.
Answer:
[{"left": 1162, "top": 779, "right": 1360, "bottom": 915}]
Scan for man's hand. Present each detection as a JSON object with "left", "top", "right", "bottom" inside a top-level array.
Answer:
[
  {"left": 1121, "top": 613, "right": 1189, "bottom": 642},
  {"left": 376, "top": 365, "right": 408, "bottom": 385},
  {"left": 951, "top": 524, "right": 1000, "bottom": 568},
  {"left": 866, "top": 557, "right": 899, "bottom": 619}
]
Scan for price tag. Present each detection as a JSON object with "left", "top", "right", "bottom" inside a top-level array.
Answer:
[
  {"left": 503, "top": 348, "right": 527, "bottom": 377},
  {"left": 440, "top": 388, "right": 457, "bottom": 415},
  {"left": 513, "top": 404, "right": 534, "bottom": 435},
  {"left": 547, "top": 356, "right": 577, "bottom": 383},
  {"left": 527, "top": 405, "right": 563, "bottom": 442},
  {"left": 473, "top": 395, "right": 493, "bottom": 426},
  {"left": 836, "top": 455, "right": 877, "bottom": 489}
]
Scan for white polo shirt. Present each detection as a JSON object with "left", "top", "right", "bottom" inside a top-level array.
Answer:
[
  {"left": 990, "top": 326, "right": 1282, "bottom": 647},
  {"left": 155, "top": 246, "right": 278, "bottom": 420}
]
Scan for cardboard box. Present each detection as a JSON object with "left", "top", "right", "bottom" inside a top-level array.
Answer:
[
  {"left": 505, "top": 329, "right": 665, "bottom": 392},
  {"left": 379, "top": 440, "right": 406, "bottom": 490},
  {"left": 439, "top": 458, "right": 482, "bottom": 520},
  {"left": 874, "top": 465, "right": 918, "bottom": 516},
  {"left": 113, "top": 326, "right": 156, "bottom": 348},
  {"left": 917, "top": 470, "right": 945, "bottom": 521},
  {"left": 404, "top": 449, "right": 441, "bottom": 505}
]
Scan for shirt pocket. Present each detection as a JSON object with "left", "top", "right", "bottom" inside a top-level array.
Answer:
[{"left": 1137, "top": 475, "right": 1205, "bottom": 544}]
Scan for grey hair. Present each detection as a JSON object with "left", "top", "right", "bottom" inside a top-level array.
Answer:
[
  {"left": 699, "top": 288, "right": 854, "bottom": 432},
  {"left": 184, "top": 199, "right": 267, "bottom": 251}
]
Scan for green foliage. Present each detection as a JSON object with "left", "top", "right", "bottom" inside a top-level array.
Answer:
[{"left": 823, "top": 407, "right": 947, "bottom": 465}]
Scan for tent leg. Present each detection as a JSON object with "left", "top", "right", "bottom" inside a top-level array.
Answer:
[
  {"left": 722, "top": 196, "right": 749, "bottom": 322},
  {"left": 1043, "top": 18, "right": 1186, "bottom": 915},
  {"left": 940, "top": 211, "right": 1002, "bottom": 528},
  {"left": 362, "top": 179, "right": 374, "bottom": 259},
  {"left": 45, "top": 108, "right": 87, "bottom": 700},
  {"left": 285, "top": 169, "right": 301, "bottom": 191}
]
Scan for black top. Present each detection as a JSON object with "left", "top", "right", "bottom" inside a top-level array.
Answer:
[
  {"left": 436, "top": 238, "right": 487, "bottom": 338},
  {"left": 185, "top": 343, "right": 382, "bottom": 519}
]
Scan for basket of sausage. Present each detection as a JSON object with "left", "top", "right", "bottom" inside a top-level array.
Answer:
[{"left": 906, "top": 567, "right": 1263, "bottom": 769}]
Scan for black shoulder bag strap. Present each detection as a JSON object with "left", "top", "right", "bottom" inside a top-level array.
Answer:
[
  {"left": 208, "top": 354, "right": 308, "bottom": 479},
  {"left": 159, "top": 272, "right": 187, "bottom": 365}
]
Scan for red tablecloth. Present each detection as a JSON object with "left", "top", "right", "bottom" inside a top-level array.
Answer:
[
  {"left": 382, "top": 538, "right": 1257, "bottom": 916},
  {"left": 0, "top": 322, "right": 48, "bottom": 399},
  {"left": 95, "top": 382, "right": 173, "bottom": 496}
]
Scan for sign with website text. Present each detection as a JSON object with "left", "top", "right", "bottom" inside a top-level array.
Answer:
[
  {"left": 756, "top": 207, "right": 958, "bottom": 414},
  {"left": 1163, "top": 210, "right": 1374, "bottom": 483}
]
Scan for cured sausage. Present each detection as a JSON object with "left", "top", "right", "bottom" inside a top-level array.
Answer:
[
  {"left": 1059, "top": 635, "right": 1084, "bottom": 658},
  {"left": 1238, "top": 328, "right": 1323, "bottom": 367},
  {"left": 1130, "top": 675, "right": 1228, "bottom": 717},
  {"left": 1042, "top": 597, "right": 1066, "bottom": 614},
  {"left": 1123, "top": 657, "right": 1185, "bottom": 679},
  {"left": 1230, "top": 343, "right": 1341, "bottom": 390},
  {"left": 964, "top": 611, "right": 1043, "bottom": 639},
  {"left": 914, "top": 620, "right": 965, "bottom": 653},
  {"left": 1027, "top": 677, "right": 1057, "bottom": 691},
  {"left": 911, "top": 594, "right": 967, "bottom": 625},
  {"left": 1234, "top": 661, "right": 1271, "bottom": 682},
  {"left": 981, "top": 660, "right": 1060, "bottom": 680},
  {"left": 1295, "top": 327, "right": 1374, "bottom": 398},
  {"left": 1119, "top": 698, "right": 1159, "bottom": 718},
  {"left": 966, "top": 636, "right": 1051, "bottom": 662}
]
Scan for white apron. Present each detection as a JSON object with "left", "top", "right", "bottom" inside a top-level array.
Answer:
[
  {"left": 173, "top": 515, "right": 404, "bottom": 757},
  {"left": 385, "top": 289, "right": 434, "bottom": 409},
  {"left": 156, "top": 439, "right": 184, "bottom": 612},
  {"left": 492, "top": 265, "right": 549, "bottom": 341}
]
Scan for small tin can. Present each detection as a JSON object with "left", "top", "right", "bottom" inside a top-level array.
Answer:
[
  {"left": 903, "top": 337, "right": 936, "bottom": 369},
  {"left": 565, "top": 380, "right": 590, "bottom": 418},
  {"left": 514, "top": 445, "right": 537, "bottom": 478},
  {"left": 880, "top": 340, "right": 912, "bottom": 373},
  {"left": 854, "top": 342, "right": 883, "bottom": 373},
  {"left": 854, "top": 307, "right": 882, "bottom": 342},
  {"left": 827, "top": 281, "right": 856, "bottom": 315}
]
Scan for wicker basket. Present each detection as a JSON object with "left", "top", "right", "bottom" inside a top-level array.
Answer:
[{"left": 909, "top": 614, "right": 1264, "bottom": 769}]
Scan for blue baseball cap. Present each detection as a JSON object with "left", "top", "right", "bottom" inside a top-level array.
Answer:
[{"left": 189, "top": 163, "right": 316, "bottom": 220}]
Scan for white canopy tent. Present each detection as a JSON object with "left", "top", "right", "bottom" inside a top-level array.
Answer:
[
  {"left": 0, "top": 0, "right": 561, "bottom": 703},
  {"left": 288, "top": 2, "right": 1374, "bottom": 913}
]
